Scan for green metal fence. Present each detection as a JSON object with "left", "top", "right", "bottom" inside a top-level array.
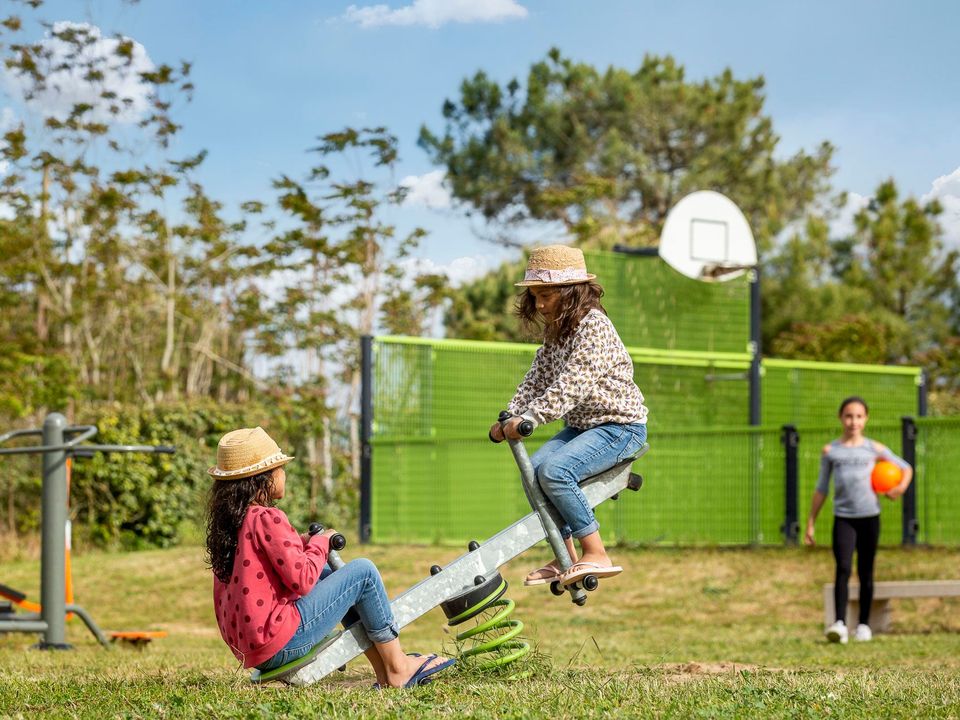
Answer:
[
  {"left": 916, "top": 416, "right": 960, "bottom": 545},
  {"left": 764, "top": 359, "right": 921, "bottom": 427},
  {"left": 369, "top": 336, "right": 931, "bottom": 545},
  {"left": 586, "top": 251, "right": 750, "bottom": 353}
]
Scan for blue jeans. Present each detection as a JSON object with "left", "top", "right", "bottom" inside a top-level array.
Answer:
[
  {"left": 529, "top": 422, "right": 647, "bottom": 539},
  {"left": 257, "top": 558, "right": 398, "bottom": 671}
]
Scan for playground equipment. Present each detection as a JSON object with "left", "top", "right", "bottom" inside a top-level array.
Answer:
[
  {"left": 251, "top": 411, "right": 648, "bottom": 685},
  {"left": 0, "top": 412, "right": 174, "bottom": 649}
]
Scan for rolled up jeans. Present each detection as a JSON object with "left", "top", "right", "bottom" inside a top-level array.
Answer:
[
  {"left": 256, "top": 557, "right": 398, "bottom": 671},
  {"left": 529, "top": 422, "right": 647, "bottom": 539}
]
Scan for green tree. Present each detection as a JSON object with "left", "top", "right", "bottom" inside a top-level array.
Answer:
[
  {"left": 844, "top": 180, "right": 958, "bottom": 358},
  {"left": 444, "top": 258, "right": 527, "bottom": 341},
  {"left": 266, "top": 127, "right": 442, "bottom": 499},
  {"left": 420, "top": 48, "right": 835, "bottom": 252},
  {"left": 764, "top": 179, "right": 960, "bottom": 413}
]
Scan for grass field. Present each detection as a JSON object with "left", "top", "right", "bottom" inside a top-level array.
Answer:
[{"left": 1, "top": 542, "right": 959, "bottom": 719}]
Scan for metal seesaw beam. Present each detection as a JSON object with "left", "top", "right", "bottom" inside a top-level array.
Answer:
[{"left": 283, "top": 444, "right": 647, "bottom": 686}]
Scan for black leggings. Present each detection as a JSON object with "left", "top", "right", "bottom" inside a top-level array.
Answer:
[{"left": 832, "top": 515, "right": 880, "bottom": 625}]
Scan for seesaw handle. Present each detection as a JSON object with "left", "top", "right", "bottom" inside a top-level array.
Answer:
[
  {"left": 489, "top": 411, "right": 534, "bottom": 443},
  {"left": 308, "top": 523, "right": 346, "bottom": 551}
]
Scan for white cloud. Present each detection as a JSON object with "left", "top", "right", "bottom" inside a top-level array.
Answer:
[
  {"left": 0, "top": 107, "right": 15, "bottom": 131},
  {"left": 2, "top": 21, "right": 155, "bottom": 124},
  {"left": 400, "top": 170, "right": 451, "bottom": 209},
  {"left": 341, "top": 0, "right": 528, "bottom": 29},
  {"left": 923, "top": 166, "right": 960, "bottom": 250},
  {"left": 829, "top": 191, "right": 870, "bottom": 239},
  {"left": 400, "top": 254, "right": 490, "bottom": 286}
]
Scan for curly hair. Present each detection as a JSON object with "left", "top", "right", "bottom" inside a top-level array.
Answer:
[
  {"left": 205, "top": 471, "right": 276, "bottom": 584},
  {"left": 517, "top": 281, "right": 607, "bottom": 342}
]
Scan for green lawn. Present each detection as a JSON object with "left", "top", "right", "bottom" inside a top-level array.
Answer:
[{"left": 1, "top": 543, "right": 959, "bottom": 719}]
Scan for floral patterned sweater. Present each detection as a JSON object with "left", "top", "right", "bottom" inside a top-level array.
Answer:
[{"left": 508, "top": 309, "right": 648, "bottom": 430}]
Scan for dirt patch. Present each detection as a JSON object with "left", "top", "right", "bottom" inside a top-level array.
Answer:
[{"left": 654, "top": 661, "right": 786, "bottom": 682}]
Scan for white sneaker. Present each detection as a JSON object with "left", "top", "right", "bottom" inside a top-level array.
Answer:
[
  {"left": 855, "top": 624, "right": 872, "bottom": 642},
  {"left": 825, "top": 620, "right": 848, "bottom": 644}
]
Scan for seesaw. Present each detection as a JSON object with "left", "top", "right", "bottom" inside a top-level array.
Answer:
[{"left": 252, "top": 412, "right": 648, "bottom": 685}]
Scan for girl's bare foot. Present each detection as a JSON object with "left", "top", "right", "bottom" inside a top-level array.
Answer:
[
  {"left": 576, "top": 552, "right": 613, "bottom": 568},
  {"left": 524, "top": 562, "right": 562, "bottom": 583},
  {"left": 383, "top": 653, "right": 449, "bottom": 688}
]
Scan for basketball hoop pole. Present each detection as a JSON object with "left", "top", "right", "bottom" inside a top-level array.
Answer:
[{"left": 749, "top": 266, "right": 761, "bottom": 426}]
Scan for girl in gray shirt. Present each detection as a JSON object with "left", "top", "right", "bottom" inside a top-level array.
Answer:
[{"left": 803, "top": 396, "right": 912, "bottom": 644}]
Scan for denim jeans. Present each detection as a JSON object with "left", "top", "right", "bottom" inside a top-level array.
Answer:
[
  {"left": 256, "top": 557, "right": 398, "bottom": 671},
  {"left": 529, "top": 422, "right": 647, "bottom": 539}
]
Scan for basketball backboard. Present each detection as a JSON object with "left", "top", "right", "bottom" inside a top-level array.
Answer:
[{"left": 659, "top": 191, "right": 757, "bottom": 282}]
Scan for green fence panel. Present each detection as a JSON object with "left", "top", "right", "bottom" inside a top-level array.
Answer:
[
  {"left": 586, "top": 251, "right": 750, "bottom": 354},
  {"left": 609, "top": 426, "right": 784, "bottom": 545},
  {"left": 916, "top": 417, "right": 960, "bottom": 545},
  {"left": 370, "top": 336, "right": 929, "bottom": 545},
  {"left": 763, "top": 359, "right": 920, "bottom": 427}
]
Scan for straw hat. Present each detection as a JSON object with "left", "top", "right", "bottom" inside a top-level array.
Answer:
[
  {"left": 208, "top": 427, "right": 294, "bottom": 480},
  {"left": 515, "top": 245, "right": 596, "bottom": 287}
]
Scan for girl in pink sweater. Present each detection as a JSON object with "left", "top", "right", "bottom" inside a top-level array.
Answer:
[{"left": 205, "top": 426, "right": 453, "bottom": 687}]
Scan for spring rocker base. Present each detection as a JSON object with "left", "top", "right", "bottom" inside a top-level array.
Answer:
[{"left": 266, "top": 438, "right": 648, "bottom": 687}]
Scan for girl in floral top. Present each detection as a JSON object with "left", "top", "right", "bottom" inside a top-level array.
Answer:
[{"left": 489, "top": 245, "right": 648, "bottom": 588}]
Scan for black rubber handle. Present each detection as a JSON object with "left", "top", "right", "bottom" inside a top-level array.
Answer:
[
  {"left": 308, "top": 522, "right": 346, "bottom": 551},
  {"left": 155, "top": 445, "right": 176, "bottom": 454},
  {"left": 492, "top": 410, "right": 534, "bottom": 440}
]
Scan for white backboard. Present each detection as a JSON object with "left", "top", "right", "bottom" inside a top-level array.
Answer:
[{"left": 659, "top": 191, "right": 757, "bottom": 282}]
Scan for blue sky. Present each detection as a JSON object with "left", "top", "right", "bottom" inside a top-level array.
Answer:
[{"left": 18, "top": 0, "right": 960, "bottom": 277}]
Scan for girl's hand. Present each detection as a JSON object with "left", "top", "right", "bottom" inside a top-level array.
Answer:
[
  {"left": 502, "top": 416, "right": 525, "bottom": 441},
  {"left": 489, "top": 422, "right": 505, "bottom": 442},
  {"left": 321, "top": 528, "right": 339, "bottom": 540},
  {"left": 885, "top": 483, "right": 908, "bottom": 500},
  {"left": 803, "top": 520, "right": 816, "bottom": 546}
]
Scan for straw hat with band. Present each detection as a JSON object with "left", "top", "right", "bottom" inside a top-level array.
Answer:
[
  {"left": 515, "top": 245, "right": 596, "bottom": 287},
  {"left": 208, "top": 427, "right": 294, "bottom": 480}
]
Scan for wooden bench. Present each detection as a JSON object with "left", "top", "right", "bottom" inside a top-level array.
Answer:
[{"left": 823, "top": 580, "right": 960, "bottom": 632}]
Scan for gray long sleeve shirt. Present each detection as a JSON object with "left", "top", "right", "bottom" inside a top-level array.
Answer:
[{"left": 815, "top": 438, "right": 910, "bottom": 518}]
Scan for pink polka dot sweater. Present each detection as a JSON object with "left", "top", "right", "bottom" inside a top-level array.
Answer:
[{"left": 213, "top": 505, "right": 330, "bottom": 668}]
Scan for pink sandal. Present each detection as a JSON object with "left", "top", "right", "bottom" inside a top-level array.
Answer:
[
  {"left": 523, "top": 565, "right": 562, "bottom": 586},
  {"left": 559, "top": 561, "right": 623, "bottom": 587}
]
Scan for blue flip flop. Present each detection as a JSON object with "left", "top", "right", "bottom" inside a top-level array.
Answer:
[
  {"left": 372, "top": 654, "right": 425, "bottom": 689},
  {"left": 403, "top": 654, "right": 456, "bottom": 688}
]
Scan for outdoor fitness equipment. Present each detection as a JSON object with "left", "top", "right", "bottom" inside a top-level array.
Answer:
[
  {"left": 0, "top": 412, "right": 175, "bottom": 649},
  {"left": 251, "top": 411, "right": 647, "bottom": 686}
]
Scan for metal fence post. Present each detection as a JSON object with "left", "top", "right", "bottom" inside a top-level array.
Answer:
[
  {"left": 781, "top": 424, "right": 799, "bottom": 545},
  {"left": 359, "top": 336, "right": 373, "bottom": 543},
  {"left": 901, "top": 416, "right": 918, "bottom": 546},
  {"left": 918, "top": 371, "right": 928, "bottom": 418},
  {"left": 39, "top": 412, "right": 70, "bottom": 649}
]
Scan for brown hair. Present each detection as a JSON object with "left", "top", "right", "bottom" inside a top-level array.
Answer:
[
  {"left": 517, "top": 281, "right": 606, "bottom": 342},
  {"left": 205, "top": 470, "right": 276, "bottom": 584},
  {"left": 839, "top": 396, "right": 869, "bottom": 416}
]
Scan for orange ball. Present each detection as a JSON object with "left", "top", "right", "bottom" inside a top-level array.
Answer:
[{"left": 871, "top": 460, "right": 902, "bottom": 494}]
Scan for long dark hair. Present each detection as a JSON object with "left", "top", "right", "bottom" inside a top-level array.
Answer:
[
  {"left": 205, "top": 471, "right": 276, "bottom": 584},
  {"left": 517, "top": 281, "right": 606, "bottom": 342}
]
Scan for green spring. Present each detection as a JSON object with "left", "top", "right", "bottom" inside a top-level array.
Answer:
[{"left": 455, "top": 597, "right": 530, "bottom": 669}]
